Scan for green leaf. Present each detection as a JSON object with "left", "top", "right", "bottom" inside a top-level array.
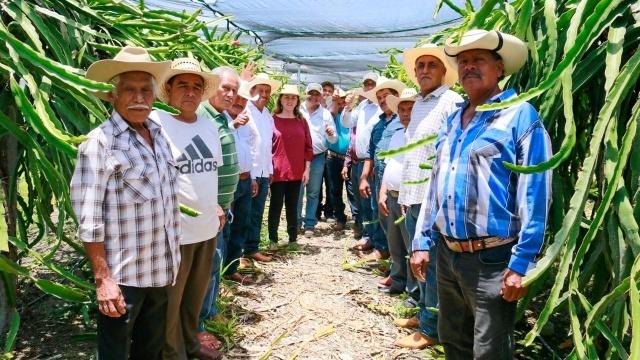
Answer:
[
  {"left": 0, "top": 254, "right": 29, "bottom": 277},
  {"left": 34, "top": 279, "right": 90, "bottom": 303},
  {"left": 3, "top": 310, "right": 20, "bottom": 353}
]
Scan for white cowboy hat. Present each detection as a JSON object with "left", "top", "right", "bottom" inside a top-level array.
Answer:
[
  {"left": 85, "top": 46, "right": 171, "bottom": 100},
  {"left": 247, "top": 73, "right": 282, "bottom": 93},
  {"left": 305, "top": 83, "right": 322, "bottom": 95},
  {"left": 386, "top": 88, "right": 418, "bottom": 114},
  {"left": 334, "top": 87, "right": 347, "bottom": 98},
  {"left": 238, "top": 80, "right": 259, "bottom": 101},
  {"left": 363, "top": 76, "right": 407, "bottom": 104},
  {"left": 157, "top": 57, "right": 220, "bottom": 104},
  {"left": 280, "top": 84, "right": 301, "bottom": 96},
  {"left": 403, "top": 44, "right": 458, "bottom": 87},
  {"left": 443, "top": 29, "right": 528, "bottom": 76}
]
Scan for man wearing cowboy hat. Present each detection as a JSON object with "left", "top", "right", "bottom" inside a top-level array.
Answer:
[
  {"left": 358, "top": 76, "right": 406, "bottom": 262},
  {"left": 399, "top": 43, "right": 464, "bottom": 349},
  {"left": 150, "top": 57, "right": 224, "bottom": 360},
  {"left": 245, "top": 73, "right": 282, "bottom": 263},
  {"left": 71, "top": 46, "right": 178, "bottom": 359},
  {"left": 413, "top": 30, "right": 552, "bottom": 359}
]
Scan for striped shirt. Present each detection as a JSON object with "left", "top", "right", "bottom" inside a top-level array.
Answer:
[
  {"left": 197, "top": 102, "right": 240, "bottom": 210},
  {"left": 71, "top": 111, "right": 181, "bottom": 287},
  {"left": 398, "top": 86, "right": 463, "bottom": 206},
  {"left": 413, "top": 90, "right": 553, "bottom": 276}
]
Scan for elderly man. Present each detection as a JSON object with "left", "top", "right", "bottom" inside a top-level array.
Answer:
[
  {"left": 245, "top": 73, "right": 282, "bottom": 263},
  {"left": 397, "top": 44, "right": 463, "bottom": 349},
  {"left": 358, "top": 77, "right": 405, "bottom": 261},
  {"left": 413, "top": 30, "right": 552, "bottom": 359},
  {"left": 341, "top": 71, "right": 382, "bottom": 250},
  {"left": 299, "top": 83, "right": 337, "bottom": 237},
  {"left": 71, "top": 47, "right": 176, "bottom": 359},
  {"left": 151, "top": 57, "right": 224, "bottom": 360}
]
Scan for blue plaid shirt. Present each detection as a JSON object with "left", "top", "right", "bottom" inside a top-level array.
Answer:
[
  {"left": 414, "top": 89, "right": 552, "bottom": 275},
  {"left": 368, "top": 113, "right": 403, "bottom": 180}
]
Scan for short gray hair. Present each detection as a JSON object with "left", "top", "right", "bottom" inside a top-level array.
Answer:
[
  {"left": 108, "top": 73, "right": 158, "bottom": 97},
  {"left": 211, "top": 66, "right": 239, "bottom": 82}
]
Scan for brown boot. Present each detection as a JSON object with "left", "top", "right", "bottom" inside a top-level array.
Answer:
[
  {"left": 249, "top": 251, "right": 272, "bottom": 262},
  {"left": 191, "top": 344, "right": 223, "bottom": 360},
  {"left": 394, "top": 332, "right": 438, "bottom": 349},
  {"left": 238, "top": 257, "right": 253, "bottom": 269},
  {"left": 393, "top": 316, "right": 419, "bottom": 329},
  {"left": 350, "top": 237, "right": 372, "bottom": 251},
  {"left": 197, "top": 331, "right": 221, "bottom": 350},
  {"left": 377, "top": 276, "right": 392, "bottom": 287},
  {"left": 360, "top": 249, "right": 389, "bottom": 261},
  {"left": 224, "top": 272, "right": 254, "bottom": 285}
]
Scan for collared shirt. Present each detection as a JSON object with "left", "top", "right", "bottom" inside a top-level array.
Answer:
[
  {"left": 341, "top": 99, "right": 382, "bottom": 159},
  {"left": 413, "top": 90, "right": 553, "bottom": 276},
  {"left": 382, "top": 128, "right": 406, "bottom": 191},
  {"left": 369, "top": 113, "right": 403, "bottom": 181},
  {"left": 197, "top": 102, "right": 239, "bottom": 210},
  {"left": 327, "top": 112, "right": 351, "bottom": 155},
  {"left": 223, "top": 111, "right": 256, "bottom": 174},
  {"left": 246, "top": 101, "right": 274, "bottom": 178},
  {"left": 71, "top": 111, "right": 180, "bottom": 287},
  {"left": 300, "top": 102, "right": 337, "bottom": 154},
  {"left": 399, "top": 85, "right": 463, "bottom": 206}
]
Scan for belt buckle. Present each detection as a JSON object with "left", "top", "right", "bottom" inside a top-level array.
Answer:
[{"left": 467, "top": 239, "right": 474, "bottom": 253}]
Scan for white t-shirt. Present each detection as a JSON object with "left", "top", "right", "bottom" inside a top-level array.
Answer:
[
  {"left": 382, "top": 128, "right": 405, "bottom": 192},
  {"left": 152, "top": 110, "right": 223, "bottom": 245}
]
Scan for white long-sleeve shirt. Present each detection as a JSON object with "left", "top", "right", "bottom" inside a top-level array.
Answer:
[
  {"left": 224, "top": 111, "right": 256, "bottom": 174},
  {"left": 246, "top": 101, "right": 273, "bottom": 178},
  {"left": 301, "top": 102, "right": 337, "bottom": 155},
  {"left": 341, "top": 99, "right": 382, "bottom": 159}
]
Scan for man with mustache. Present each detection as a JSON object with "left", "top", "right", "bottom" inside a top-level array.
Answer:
[
  {"left": 71, "top": 47, "right": 178, "bottom": 359},
  {"left": 413, "top": 30, "right": 552, "bottom": 359},
  {"left": 396, "top": 44, "right": 462, "bottom": 350},
  {"left": 151, "top": 57, "right": 224, "bottom": 360}
]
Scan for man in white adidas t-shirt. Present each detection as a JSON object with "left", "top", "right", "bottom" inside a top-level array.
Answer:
[{"left": 151, "top": 58, "right": 224, "bottom": 360}]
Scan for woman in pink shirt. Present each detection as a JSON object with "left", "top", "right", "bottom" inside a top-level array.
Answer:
[{"left": 269, "top": 84, "right": 313, "bottom": 246}]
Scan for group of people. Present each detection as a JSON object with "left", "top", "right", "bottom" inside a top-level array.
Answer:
[{"left": 71, "top": 27, "right": 552, "bottom": 360}]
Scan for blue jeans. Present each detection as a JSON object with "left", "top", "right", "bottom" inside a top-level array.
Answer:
[
  {"left": 246, "top": 177, "right": 269, "bottom": 255},
  {"left": 226, "top": 177, "right": 252, "bottom": 275},
  {"left": 369, "top": 162, "right": 387, "bottom": 252},
  {"left": 405, "top": 204, "right": 438, "bottom": 338},
  {"left": 326, "top": 154, "right": 347, "bottom": 223},
  {"left": 297, "top": 153, "right": 326, "bottom": 229},
  {"left": 198, "top": 211, "right": 231, "bottom": 331},
  {"left": 345, "top": 163, "right": 360, "bottom": 227}
]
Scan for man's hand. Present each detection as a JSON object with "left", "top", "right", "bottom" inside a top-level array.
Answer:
[
  {"left": 216, "top": 205, "right": 226, "bottom": 230},
  {"left": 500, "top": 269, "right": 528, "bottom": 302},
  {"left": 410, "top": 251, "right": 430, "bottom": 282},
  {"left": 96, "top": 277, "right": 126, "bottom": 318},
  {"left": 269, "top": 175, "right": 273, "bottom": 185},
  {"left": 340, "top": 166, "right": 349, "bottom": 181},
  {"left": 302, "top": 169, "right": 310, "bottom": 185},
  {"left": 378, "top": 192, "right": 389, "bottom": 217},
  {"left": 359, "top": 178, "right": 371, "bottom": 198},
  {"left": 240, "top": 62, "right": 256, "bottom": 82},
  {"left": 325, "top": 126, "right": 335, "bottom": 137},
  {"left": 344, "top": 93, "right": 355, "bottom": 110},
  {"left": 232, "top": 109, "right": 250, "bottom": 129},
  {"left": 251, "top": 179, "right": 258, "bottom": 198},
  {"left": 400, "top": 204, "right": 408, "bottom": 216}
]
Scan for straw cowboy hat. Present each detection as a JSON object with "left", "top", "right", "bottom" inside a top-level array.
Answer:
[
  {"left": 238, "top": 80, "right": 259, "bottom": 101},
  {"left": 403, "top": 44, "right": 458, "bottom": 87},
  {"left": 363, "top": 76, "right": 407, "bottom": 104},
  {"left": 247, "top": 73, "right": 282, "bottom": 93},
  {"left": 85, "top": 46, "right": 171, "bottom": 100},
  {"left": 386, "top": 88, "right": 418, "bottom": 114},
  {"left": 443, "top": 29, "right": 528, "bottom": 76},
  {"left": 334, "top": 87, "right": 347, "bottom": 98},
  {"left": 279, "top": 84, "right": 301, "bottom": 96},
  {"left": 157, "top": 57, "right": 220, "bottom": 104}
]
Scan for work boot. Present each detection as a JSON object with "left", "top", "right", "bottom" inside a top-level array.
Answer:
[
  {"left": 394, "top": 332, "right": 438, "bottom": 349},
  {"left": 393, "top": 317, "right": 419, "bottom": 329}
]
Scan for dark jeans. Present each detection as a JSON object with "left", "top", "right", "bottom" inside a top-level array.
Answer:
[
  {"left": 226, "top": 177, "right": 252, "bottom": 274},
  {"left": 316, "top": 166, "right": 334, "bottom": 219},
  {"left": 437, "top": 238, "right": 517, "bottom": 359},
  {"left": 369, "top": 164, "right": 387, "bottom": 252},
  {"left": 269, "top": 181, "right": 302, "bottom": 242},
  {"left": 350, "top": 161, "right": 372, "bottom": 240},
  {"left": 97, "top": 285, "right": 167, "bottom": 360},
  {"left": 345, "top": 163, "right": 360, "bottom": 227},
  {"left": 385, "top": 192, "right": 412, "bottom": 292},
  {"left": 246, "top": 177, "right": 269, "bottom": 255},
  {"left": 325, "top": 155, "right": 347, "bottom": 223},
  {"left": 405, "top": 204, "right": 437, "bottom": 336}
]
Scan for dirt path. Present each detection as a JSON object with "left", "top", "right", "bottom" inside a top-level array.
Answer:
[{"left": 223, "top": 220, "right": 442, "bottom": 360}]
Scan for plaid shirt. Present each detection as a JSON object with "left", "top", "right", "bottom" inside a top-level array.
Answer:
[
  {"left": 398, "top": 86, "right": 463, "bottom": 205},
  {"left": 71, "top": 111, "right": 181, "bottom": 287},
  {"left": 413, "top": 90, "right": 553, "bottom": 275}
]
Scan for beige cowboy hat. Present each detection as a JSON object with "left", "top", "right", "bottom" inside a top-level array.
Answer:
[
  {"left": 279, "top": 84, "right": 301, "bottom": 96},
  {"left": 403, "top": 44, "right": 458, "bottom": 87},
  {"left": 363, "top": 76, "right": 407, "bottom": 104},
  {"left": 443, "top": 29, "right": 528, "bottom": 76},
  {"left": 85, "top": 46, "right": 171, "bottom": 100},
  {"left": 238, "top": 80, "right": 259, "bottom": 101},
  {"left": 386, "top": 88, "right": 418, "bottom": 114},
  {"left": 247, "top": 73, "right": 282, "bottom": 93},
  {"left": 157, "top": 57, "right": 220, "bottom": 104},
  {"left": 334, "top": 87, "right": 347, "bottom": 98}
]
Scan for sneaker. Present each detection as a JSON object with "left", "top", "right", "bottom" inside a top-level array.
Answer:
[
  {"left": 304, "top": 229, "right": 315, "bottom": 238},
  {"left": 325, "top": 217, "right": 337, "bottom": 224}
]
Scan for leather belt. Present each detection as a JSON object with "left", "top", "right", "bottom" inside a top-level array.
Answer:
[
  {"left": 327, "top": 150, "right": 346, "bottom": 160},
  {"left": 238, "top": 171, "right": 251, "bottom": 180},
  {"left": 387, "top": 190, "right": 400, "bottom": 198},
  {"left": 443, "top": 235, "right": 515, "bottom": 253}
]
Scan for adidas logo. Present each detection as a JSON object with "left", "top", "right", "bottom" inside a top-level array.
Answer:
[{"left": 175, "top": 135, "right": 218, "bottom": 174}]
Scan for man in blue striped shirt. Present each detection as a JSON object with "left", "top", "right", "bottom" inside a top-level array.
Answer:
[{"left": 411, "top": 30, "right": 552, "bottom": 359}]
